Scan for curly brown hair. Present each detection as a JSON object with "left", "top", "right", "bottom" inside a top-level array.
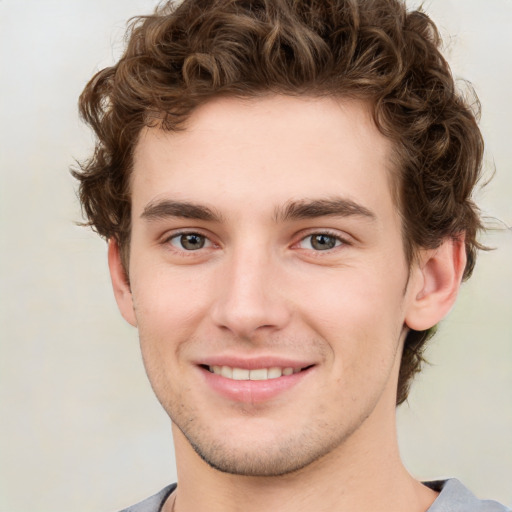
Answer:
[{"left": 74, "top": 0, "right": 485, "bottom": 405}]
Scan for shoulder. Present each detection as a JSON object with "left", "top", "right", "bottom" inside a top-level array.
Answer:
[
  {"left": 118, "top": 484, "right": 177, "bottom": 512},
  {"left": 426, "top": 479, "right": 510, "bottom": 512}
]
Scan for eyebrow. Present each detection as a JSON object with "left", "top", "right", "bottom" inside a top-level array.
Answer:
[
  {"left": 140, "top": 197, "right": 376, "bottom": 224},
  {"left": 141, "top": 199, "right": 223, "bottom": 222},
  {"left": 274, "top": 197, "right": 376, "bottom": 223}
]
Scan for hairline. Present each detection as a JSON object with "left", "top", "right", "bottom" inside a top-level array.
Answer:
[{"left": 119, "top": 92, "right": 419, "bottom": 274}]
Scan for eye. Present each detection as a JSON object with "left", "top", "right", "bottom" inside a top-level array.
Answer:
[
  {"left": 169, "top": 233, "right": 212, "bottom": 251},
  {"left": 298, "top": 233, "right": 343, "bottom": 251}
]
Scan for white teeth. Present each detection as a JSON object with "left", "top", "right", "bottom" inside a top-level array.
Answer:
[
  {"left": 249, "top": 368, "right": 268, "bottom": 380},
  {"left": 209, "top": 365, "right": 303, "bottom": 380},
  {"left": 232, "top": 368, "right": 250, "bottom": 380},
  {"left": 221, "top": 366, "right": 233, "bottom": 378},
  {"left": 267, "top": 367, "right": 282, "bottom": 379}
]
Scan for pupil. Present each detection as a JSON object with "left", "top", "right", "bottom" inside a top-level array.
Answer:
[
  {"left": 312, "top": 234, "right": 335, "bottom": 250},
  {"left": 182, "top": 234, "right": 204, "bottom": 250}
]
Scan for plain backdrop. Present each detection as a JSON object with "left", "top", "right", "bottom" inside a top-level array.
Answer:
[{"left": 0, "top": 1, "right": 511, "bottom": 511}]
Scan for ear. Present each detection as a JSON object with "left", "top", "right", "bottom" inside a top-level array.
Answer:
[
  {"left": 108, "top": 239, "right": 137, "bottom": 327},
  {"left": 405, "top": 236, "right": 467, "bottom": 331}
]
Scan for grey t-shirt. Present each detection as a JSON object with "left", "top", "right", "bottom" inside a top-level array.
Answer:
[
  {"left": 424, "top": 480, "right": 509, "bottom": 512},
  {"left": 119, "top": 483, "right": 175, "bottom": 512},
  {"left": 119, "top": 479, "right": 510, "bottom": 512}
]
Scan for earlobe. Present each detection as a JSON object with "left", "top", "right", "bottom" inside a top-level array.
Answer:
[
  {"left": 108, "top": 239, "right": 137, "bottom": 327},
  {"left": 405, "top": 236, "right": 467, "bottom": 332}
]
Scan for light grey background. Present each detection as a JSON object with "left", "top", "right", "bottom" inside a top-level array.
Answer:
[{"left": 0, "top": 1, "right": 511, "bottom": 511}]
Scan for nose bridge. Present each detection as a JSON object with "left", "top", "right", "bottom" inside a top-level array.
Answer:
[{"left": 211, "top": 239, "right": 289, "bottom": 337}]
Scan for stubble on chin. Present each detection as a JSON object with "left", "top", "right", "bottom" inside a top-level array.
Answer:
[{"left": 170, "top": 405, "right": 367, "bottom": 478}]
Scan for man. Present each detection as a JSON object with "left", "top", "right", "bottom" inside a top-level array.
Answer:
[{"left": 74, "top": 0, "right": 509, "bottom": 511}]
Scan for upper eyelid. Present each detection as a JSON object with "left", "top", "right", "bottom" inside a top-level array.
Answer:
[
  {"left": 295, "top": 229, "right": 352, "bottom": 244},
  {"left": 164, "top": 232, "right": 216, "bottom": 255},
  {"left": 162, "top": 228, "right": 214, "bottom": 242},
  {"left": 160, "top": 228, "right": 352, "bottom": 248}
]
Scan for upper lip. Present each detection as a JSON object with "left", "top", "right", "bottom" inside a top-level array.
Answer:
[{"left": 196, "top": 355, "right": 316, "bottom": 370}]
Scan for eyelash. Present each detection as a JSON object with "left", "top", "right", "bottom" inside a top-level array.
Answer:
[
  {"left": 163, "top": 230, "right": 350, "bottom": 254},
  {"left": 163, "top": 231, "right": 216, "bottom": 254},
  {"left": 295, "top": 230, "right": 350, "bottom": 253}
]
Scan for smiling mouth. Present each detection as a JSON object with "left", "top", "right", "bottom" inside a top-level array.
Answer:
[{"left": 202, "top": 365, "right": 313, "bottom": 381}]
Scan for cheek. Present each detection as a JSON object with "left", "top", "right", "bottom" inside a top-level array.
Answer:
[
  {"left": 302, "top": 266, "right": 405, "bottom": 327},
  {"left": 131, "top": 270, "right": 203, "bottom": 394},
  {"left": 132, "top": 264, "right": 213, "bottom": 329},
  {"left": 129, "top": 267, "right": 212, "bottom": 385},
  {"left": 296, "top": 265, "right": 407, "bottom": 369}
]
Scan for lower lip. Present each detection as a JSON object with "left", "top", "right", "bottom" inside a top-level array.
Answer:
[{"left": 200, "top": 367, "right": 313, "bottom": 403}]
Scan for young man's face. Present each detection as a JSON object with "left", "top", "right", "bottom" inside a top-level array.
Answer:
[{"left": 113, "top": 95, "right": 425, "bottom": 476}]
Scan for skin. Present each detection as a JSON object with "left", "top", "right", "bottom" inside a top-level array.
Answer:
[{"left": 109, "top": 95, "right": 466, "bottom": 512}]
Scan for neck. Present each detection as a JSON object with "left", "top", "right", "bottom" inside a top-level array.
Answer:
[{"left": 166, "top": 400, "right": 437, "bottom": 512}]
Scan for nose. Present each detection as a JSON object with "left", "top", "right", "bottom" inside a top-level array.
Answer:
[{"left": 210, "top": 245, "right": 291, "bottom": 339}]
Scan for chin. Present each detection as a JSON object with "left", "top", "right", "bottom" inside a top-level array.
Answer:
[{"left": 174, "top": 415, "right": 353, "bottom": 477}]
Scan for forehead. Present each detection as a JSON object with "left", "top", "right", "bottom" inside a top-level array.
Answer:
[{"left": 131, "top": 95, "right": 397, "bottom": 222}]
